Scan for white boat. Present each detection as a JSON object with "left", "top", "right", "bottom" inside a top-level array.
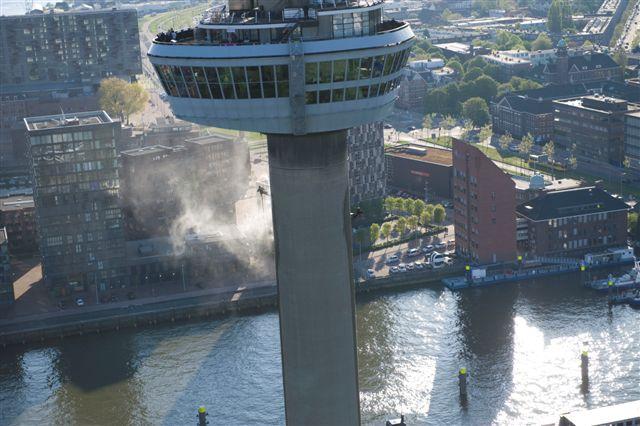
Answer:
[{"left": 588, "top": 261, "right": 640, "bottom": 292}]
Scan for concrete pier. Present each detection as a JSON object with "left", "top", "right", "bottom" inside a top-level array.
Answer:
[{"left": 267, "top": 131, "right": 361, "bottom": 425}]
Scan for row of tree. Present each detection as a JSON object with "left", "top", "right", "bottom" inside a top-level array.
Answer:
[
  {"left": 383, "top": 197, "right": 446, "bottom": 224},
  {"left": 424, "top": 55, "right": 541, "bottom": 119},
  {"left": 547, "top": 0, "right": 574, "bottom": 34}
]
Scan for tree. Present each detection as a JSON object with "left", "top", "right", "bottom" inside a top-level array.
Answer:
[
  {"left": 463, "top": 67, "right": 484, "bottom": 82},
  {"left": 518, "top": 133, "right": 534, "bottom": 172},
  {"left": 425, "top": 203, "right": 436, "bottom": 218},
  {"left": 424, "top": 88, "right": 449, "bottom": 115},
  {"left": 420, "top": 210, "right": 432, "bottom": 227},
  {"left": 462, "top": 97, "right": 490, "bottom": 127},
  {"left": 422, "top": 114, "right": 433, "bottom": 137},
  {"left": 543, "top": 141, "right": 555, "bottom": 162},
  {"left": 499, "top": 132, "right": 512, "bottom": 151},
  {"left": 98, "top": 77, "right": 148, "bottom": 125},
  {"left": 381, "top": 222, "right": 392, "bottom": 241},
  {"left": 447, "top": 60, "right": 464, "bottom": 77},
  {"left": 403, "top": 198, "right": 415, "bottom": 215},
  {"left": 370, "top": 223, "right": 380, "bottom": 244},
  {"left": 395, "top": 217, "right": 407, "bottom": 237},
  {"left": 394, "top": 197, "right": 405, "bottom": 213},
  {"left": 508, "top": 76, "right": 542, "bottom": 92},
  {"left": 443, "top": 83, "right": 462, "bottom": 115},
  {"left": 433, "top": 204, "right": 446, "bottom": 224},
  {"left": 99, "top": 77, "right": 129, "bottom": 123},
  {"left": 384, "top": 197, "right": 395, "bottom": 214},
  {"left": 547, "top": 0, "right": 562, "bottom": 33},
  {"left": 441, "top": 115, "right": 456, "bottom": 136},
  {"left": 465, "top": 56, "right": 487, "bottom": 71},
  {"left": 531, "top": 33, "right": 553, "bottom": 51},
  {"left": 407, "top": 215, "right": 419, "bottom": 233},
  {"left": 413, "top": 199, "right": 426, "bottom": 217},
  {"left": 124, "top": 82, "right": 149, "bottom": 124},
  {"left": 561, "top": 0, "right": 573, "bottom": 29},
  {"left": 478, "top": 124, "right": 492, "bottom": 144},
  {"left": 471, "top": 75, "right": 498, "bottom": 101}
]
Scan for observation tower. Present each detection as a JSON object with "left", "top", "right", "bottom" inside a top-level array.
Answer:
[{"left": 148, "top": 1, "right": 414, "bottom": 423}]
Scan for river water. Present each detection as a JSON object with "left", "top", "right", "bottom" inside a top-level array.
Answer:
[{"left": 1, "top": 275, "right": 639, "bottom": 425}]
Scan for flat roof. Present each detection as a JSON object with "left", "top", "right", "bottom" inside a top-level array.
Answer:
[
  {"left": 24, "top": 111, "right": 113, "bottom": 131},
  {"left": 386, "top": 145, "right": 453, "bottom": 166},
  {"left": 184, "top": 133, "right": 237, "bottom": 146},
  {"left": 433, "top": 42, "right": 470, "bottom": 53},
  {"left": 0, "top": 196, "right": 34, "bottom": 212},
  {"left": 121, "top": 145, "right": 182, "bottom": 158},
  {"left": 512, "top": 176, "right": 582, "bottom": 191},
  {"left": 560, "top": 399, "right": 640, "bottom": 426}
]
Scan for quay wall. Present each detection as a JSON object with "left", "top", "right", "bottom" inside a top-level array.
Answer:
[{"left": 0, "top": 266, "right": 465, "bottom": 347}]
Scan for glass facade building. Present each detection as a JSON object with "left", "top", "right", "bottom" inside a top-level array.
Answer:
[{"left": 24, "top": 111, "right": 128, "bottom": 296}]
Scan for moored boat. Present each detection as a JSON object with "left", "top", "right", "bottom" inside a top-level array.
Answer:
[{"left": 587, "top": 261, "right": 640, "bottom": 292}]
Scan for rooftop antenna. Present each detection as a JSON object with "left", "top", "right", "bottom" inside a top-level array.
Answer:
[{"left": 60, "top": 106, "right": 66, "bottom": 121}]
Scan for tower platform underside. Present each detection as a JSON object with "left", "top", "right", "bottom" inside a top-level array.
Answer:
[{"left": 268, "top": 131, "right": 360, "bottom": 425}]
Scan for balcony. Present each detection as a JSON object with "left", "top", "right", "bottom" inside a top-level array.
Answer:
[{"left": 152, "top": 0, "right": 404, "bottom": 46}]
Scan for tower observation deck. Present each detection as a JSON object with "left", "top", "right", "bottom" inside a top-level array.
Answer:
[{"left": 148, "top": 1, "right": 414, "bottom": 423}]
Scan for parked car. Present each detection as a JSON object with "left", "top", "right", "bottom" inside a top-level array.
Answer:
[
  {"left": 398, "top": 264, "right": 407, "bottom": 273},
  {"left": 75, "top": 297, "right": 85, "bottom": 307},
  {"left": 390, "top": 266, "right": 399, "bottom": 274},
  {"left": 422, "top": 245, "right": 434, "bottom": 254},
  {"left": 407, "top": 248, "right": 420, "bottom": 257},
  {"left": 435, "top": 242, "right": 447, "bottom": 250},
  {"left": 386, "top": 255, "right": 400, "bottom": 264},
  {"left": 384, "top": 123, "right": 393, "bottom": 129},
  {"left": 407, "top": 262, "right": 415, "bottom": 270},
  {"left": 366, "top": 269, "right": 376, "bottom": 278},
  {"left": 415, "top": 261, "right": 425, "bottom": 270},
  {"left": 407, "top": 125, "right": 416, "bottom": 131}
]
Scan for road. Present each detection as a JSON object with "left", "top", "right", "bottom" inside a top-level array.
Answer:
[
  {"left": 615, "top": 0, "right": 640, "bottom": 51},
  {"left": 0, "top": 280, "right": 277, "bottom": 335}
]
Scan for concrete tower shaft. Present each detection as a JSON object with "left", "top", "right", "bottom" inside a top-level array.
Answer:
[
  {"left": 268, "top": 131, "right": 359, "bottom": 424},
  {"left": 147, "top": 2, "right": 414, "bottom": 423}
]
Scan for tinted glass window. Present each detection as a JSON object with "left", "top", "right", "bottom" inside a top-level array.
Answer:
[
  {"left": 246, "top": 66, "right": 262, "bottom": 99},
  {"left": 232, "top": 67, "right": 248, "bottom": 99},
  {"left": 217, "top": 67, "right": 236, "bottom": 99},
  {"left": 205, "top": 67, "right": 223, "bottom": 99},
  {"left": 193, "top": 67, "right": 211, "bottom": 99},
  {"left": 261, "top": 66, "right": 276, "bottom": 98},
  {"left": 333, "top": 60, "right": 346, "bottom": 82},
  {"left": 305, "top": 62, "right": 318, "bottom": 84},
  {"left": 319, "top": 62, "right": 332, "bottom": 84}
]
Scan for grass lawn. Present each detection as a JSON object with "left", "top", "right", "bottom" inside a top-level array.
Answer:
[{"left": 145, "top": 2, "right": 210, "bottom": 34}]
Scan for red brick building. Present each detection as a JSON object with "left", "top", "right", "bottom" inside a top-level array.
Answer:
[
  {"left": 516, "top": 187, "right": 628, "bottom": 257},
  {"left": 453, "top": 138, "right": 517, "bottom": 264}
]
